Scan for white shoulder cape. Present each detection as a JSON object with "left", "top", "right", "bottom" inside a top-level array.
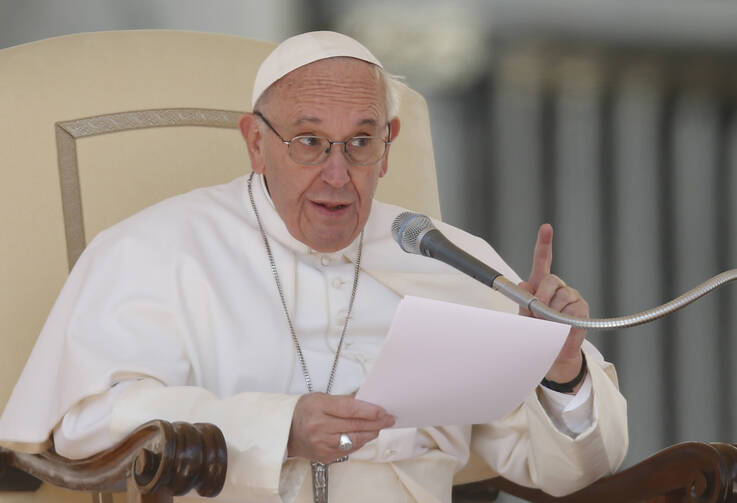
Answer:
[{"left": 0, "top": 175, "right": 524, "bottom": 451}]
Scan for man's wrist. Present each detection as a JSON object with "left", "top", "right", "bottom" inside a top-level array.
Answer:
[{"left": 541, "top": 351, "right": 587, "bottom": 394}]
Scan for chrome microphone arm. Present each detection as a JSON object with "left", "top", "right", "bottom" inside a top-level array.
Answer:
[
  {"left": 392, "top": 211, "right": 737, "bottom": 330},
  {"left": 492, "top": 272, "right": 737, "bottom": 330}
]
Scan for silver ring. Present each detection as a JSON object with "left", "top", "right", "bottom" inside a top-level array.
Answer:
[{"left": 338, "top": 433, "right": 353, "bottom": 451}]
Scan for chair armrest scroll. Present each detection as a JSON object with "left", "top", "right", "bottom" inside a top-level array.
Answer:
[
  {"left": 454, "top": 441, "right": 737, "bottom": 502},
  {"left": 0, "top": 450, "right": 42, "bottom": 491},
  {"left": 0, "top": 420, "right": 227, "bottom": 498}
]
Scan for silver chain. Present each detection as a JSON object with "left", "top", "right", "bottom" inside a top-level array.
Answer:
[{"left": 247, "top": 173, "right": 363, "bottom": 395}]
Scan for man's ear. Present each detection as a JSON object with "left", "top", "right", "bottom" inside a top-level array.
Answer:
[
  {"left": 239, "top": 113, "right": 266, "bottom": 174},
  {"left": 379, "top": 117, "right": 401, "bottom": 178},
  {"left": 388, "top": 117, "right": 401, "bottom": 143}
]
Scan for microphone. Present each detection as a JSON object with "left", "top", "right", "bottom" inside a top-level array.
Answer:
[
  {"left": 391, "top": 212, "right": 737, "bottom": 330},
  {"left": 391, "top": 212, "right": 505, "bottom": 288},
  {"left": 391, "top": 211, "right": 539, "bottom": 313}
]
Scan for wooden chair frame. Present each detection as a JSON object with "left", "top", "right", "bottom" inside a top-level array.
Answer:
[
  {"left": 0, "top": 421, "right": 227, "bottom": 503},
  {"left": 457, "top": 441, "right": 737, "bottom": 502},
  {"left": 2, "top": 426, "right": 735, "bottom": 502}
]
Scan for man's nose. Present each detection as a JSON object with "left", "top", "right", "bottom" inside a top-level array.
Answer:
[{"left": 320, "top": 145, "right": 351, "bottom": 187}]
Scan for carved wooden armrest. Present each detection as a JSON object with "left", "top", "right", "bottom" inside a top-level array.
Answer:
[
  {"left": 0, "top": 420, "right": 227, "bottom": 501},
  {"left": 453, "top": 441, "right": 737, "bottom": 502}
]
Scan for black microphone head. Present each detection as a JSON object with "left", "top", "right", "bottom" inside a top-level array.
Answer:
[{"left": 391, "top": 212, "right": 435, "bottom": 254}]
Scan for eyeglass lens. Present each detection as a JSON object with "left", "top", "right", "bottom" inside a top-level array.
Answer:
[{"left": 289, "top": 136, "right": 386, "bottom": 166}]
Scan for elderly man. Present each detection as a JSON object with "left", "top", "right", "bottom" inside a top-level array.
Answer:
[{"left": 0, "top": 31, "right": 627, "bottom": 502}]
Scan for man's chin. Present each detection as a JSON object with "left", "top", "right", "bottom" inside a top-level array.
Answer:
[
  {"left": 304, "top": 229, "right": 358, "bottom": 253},
  {"left": 297, "top": 214, "right": 362, "bottom": 252},
  {"left": 308, "top": 239, "right": 353, "bottom": 253}
]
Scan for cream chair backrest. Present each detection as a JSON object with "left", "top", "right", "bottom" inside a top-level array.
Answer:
[{"left": 0, "top": 30, "right": 440, "bottom": 416}]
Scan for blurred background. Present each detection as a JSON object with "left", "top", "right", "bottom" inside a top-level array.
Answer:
[{"left": 1, "top": 0, "right": 736, "bottom": 500}]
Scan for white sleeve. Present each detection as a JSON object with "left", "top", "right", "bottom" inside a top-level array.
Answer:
[
  {"left": 53, "top": 379, "right": 302, "bottom": 503},
  {"left": 470, "top": 343, "right": 628, "bottom": 497},
  {"left": 52, "top": 380, "right": 139, "bottom": 459},
  {"left": 537, "top": 373, "right": 594, "bottom": 437}
]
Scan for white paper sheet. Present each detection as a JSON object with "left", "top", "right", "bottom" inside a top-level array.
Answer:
[{"left": 355, "top": 296, "right": 570, "bottom": 428}]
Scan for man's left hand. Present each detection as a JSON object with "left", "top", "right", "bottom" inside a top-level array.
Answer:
[{"left": 518, "top": 224, "right": 588, "bottom": 391}]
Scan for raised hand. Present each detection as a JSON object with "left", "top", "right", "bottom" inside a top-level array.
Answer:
[
  {"left": 518, "top": 224, "right": 588, "bottom": 390},
  {"left": 288, "top": 393, "right": 395, "bottom": 463}
]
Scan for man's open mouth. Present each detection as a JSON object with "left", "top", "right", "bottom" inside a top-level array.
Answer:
[{"left": 314, "top": 202, "right": 349, "bottom": 210}]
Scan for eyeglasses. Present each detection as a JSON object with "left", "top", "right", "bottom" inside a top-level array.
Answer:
[{"left": 254, "top": 111, "right": 391, "bottom": 166}]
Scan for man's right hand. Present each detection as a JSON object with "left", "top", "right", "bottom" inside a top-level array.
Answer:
[{"left": 287, "top": 393, "right": 395, "bottom": 463}]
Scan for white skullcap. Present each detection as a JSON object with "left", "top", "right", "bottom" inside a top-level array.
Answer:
[{"left": 251, "top": 31, "right": 383, "bottom": 108}]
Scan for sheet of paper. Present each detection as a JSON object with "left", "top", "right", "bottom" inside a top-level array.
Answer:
[{"left": 355, "top": 296, "right": 570, "bottom": 428}]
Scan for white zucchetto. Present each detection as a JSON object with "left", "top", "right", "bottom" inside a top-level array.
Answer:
[{"left": 251, "top": 31, "right": 383, "bottom": 108}]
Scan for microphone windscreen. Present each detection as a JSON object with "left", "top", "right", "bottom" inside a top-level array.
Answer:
[{"left": 391, "top": 212, "right": 434, "bottom": 254}]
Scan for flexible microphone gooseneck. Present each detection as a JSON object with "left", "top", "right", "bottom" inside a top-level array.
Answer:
[{"left": 392, "top": 212, "right": 737, "bottom": 330}]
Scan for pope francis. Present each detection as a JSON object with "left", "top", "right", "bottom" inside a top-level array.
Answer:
[{"left": 0, "top": 31, "right": 628, "bottom": 503}]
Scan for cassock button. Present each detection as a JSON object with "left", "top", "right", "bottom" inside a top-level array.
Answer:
[
  {"left": 336, "top": 308, "right": 348, "bottom": 325},
  {"left": 320, "top": 256, "right": 331, "bottom": 266}
]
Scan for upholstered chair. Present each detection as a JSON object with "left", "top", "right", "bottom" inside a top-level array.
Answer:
[{"left": 0, "top": 30, "right": 734, "bottom": 503}]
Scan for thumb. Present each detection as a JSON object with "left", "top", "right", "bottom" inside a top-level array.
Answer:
[
  {"left": 517, "top": 281, "right": 534, "bottom": 317},
  {"left": 518, "top": 280, "right": 534, "bottom": 294}
]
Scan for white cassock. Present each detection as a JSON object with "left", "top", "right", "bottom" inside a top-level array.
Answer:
[{"left": 0, "top": 173, "right": 628, "bottom": 502}]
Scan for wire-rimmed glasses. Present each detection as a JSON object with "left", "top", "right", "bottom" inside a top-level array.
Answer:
[{"left": 254, "top": 111, "right": 391, "bottom": 166}]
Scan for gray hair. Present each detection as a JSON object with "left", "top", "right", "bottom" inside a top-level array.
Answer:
[{"left": 382, "top": 68, "right": 403, "bottom": 121}]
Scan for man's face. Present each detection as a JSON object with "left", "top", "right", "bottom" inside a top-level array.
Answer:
[{"left": 241, "top": 58, "right": 400, "bottom": 252}]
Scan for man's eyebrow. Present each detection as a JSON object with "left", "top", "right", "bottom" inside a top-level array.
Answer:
[
  {"left": 293, "top": 116, "right": 322, "bottom": 126},
  {"left": 358, "top": 118, "right": 379, "bottom": 127},
  {"left": 291, "top": 117, "right": 380, "bottom": 127}
]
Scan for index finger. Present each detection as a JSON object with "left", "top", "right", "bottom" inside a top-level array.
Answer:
[
  {"left": 528, "top": 223, "right": 554, "bottom": 290},
  {"left": 323, "top": 395, "right": 389, "bottom": 421}
]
